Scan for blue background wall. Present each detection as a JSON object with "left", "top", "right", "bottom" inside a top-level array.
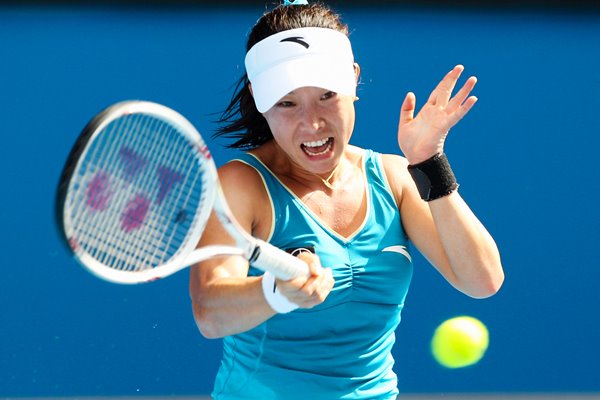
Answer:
[{"left": 1, "top": 3, "right": 599, "bottom": 397}]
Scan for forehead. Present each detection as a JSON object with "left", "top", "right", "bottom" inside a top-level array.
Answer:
[{"left": 282, "top": 87, "right": 331, "bottom": 96}]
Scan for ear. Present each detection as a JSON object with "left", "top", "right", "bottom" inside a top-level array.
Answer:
[
  {"left": 353, "top": 63, "right": 361, "bottom": 84},
  {"left": 248, "top": 83, "right": 254, "bottom": 97}
]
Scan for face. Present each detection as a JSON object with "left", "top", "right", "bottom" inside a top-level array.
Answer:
[{"left": 261, "top": 86, "right": 356, "bottom": 176}]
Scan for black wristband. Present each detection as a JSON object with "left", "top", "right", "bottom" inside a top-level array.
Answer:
[{"left": 407, "top": 153, "right": 459, "bottom": 201}]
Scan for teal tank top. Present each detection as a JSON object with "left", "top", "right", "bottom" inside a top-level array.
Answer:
[{"left": 212, "top": 150, "right": 413, "bottom": 400}]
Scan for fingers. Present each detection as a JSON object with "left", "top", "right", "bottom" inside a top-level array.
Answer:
[
  {"left": 428, "top": 65, "right": 464, "bottom": 106},
  {"left": 425, "top": 66, "right": 478, "bottom": 126},
  {"left": 399, "top": 92, "right": 416, "bottom": 127},
  {"left": 297, "top": 267, "right": 334, "bottom": 307},
  {"left": 406, "top": 65, "right": 477, "bottom": 114},
  {"left": 297, "top": 251, "right": 322, "bottom": 276},
  {"left": 446, "top": 76, "right": 477, "bottom": 114},
  {"left": 277, "top": 253, "right": 334, "bottom": 308},
  {"left": 448, "top": 95, "right": 478, "bottom": 126}
]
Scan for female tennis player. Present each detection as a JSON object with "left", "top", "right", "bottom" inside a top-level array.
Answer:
[{"left": 189, "top": 2, "right": 504, "bottom": 399}]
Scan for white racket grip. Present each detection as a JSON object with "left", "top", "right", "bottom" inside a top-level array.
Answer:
[{"left": 250, "top": 239, "right": 310, "bottom": 280}]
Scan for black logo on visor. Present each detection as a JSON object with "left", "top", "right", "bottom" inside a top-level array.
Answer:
[{"left": 280, "top": 36, "right": 310, "bottom": 49}]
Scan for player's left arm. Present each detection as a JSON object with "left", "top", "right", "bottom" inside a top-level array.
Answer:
[
  {"left": 384, "top": 155, "right": 503, "bottom": 299},
  {"left": 389, "top": 65, "right": 504, "bottom": 298}
]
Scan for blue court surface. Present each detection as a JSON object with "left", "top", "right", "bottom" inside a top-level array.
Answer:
[
  {"left": 1, "top": 3, "right": 599, "bottom": 399},
  {"left": 5, "top": 396, "right": 600, "bottom": 400}
]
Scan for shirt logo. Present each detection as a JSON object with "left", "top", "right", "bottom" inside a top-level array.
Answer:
[
  {"left": 286, "top": 246, "right": 315, "bottom": 256},
  {"left": 280, "top": 36, "right": 310, "bottom": 49},
  {"left": 382, "top": 245, "right": 412, "bottom": 262}
]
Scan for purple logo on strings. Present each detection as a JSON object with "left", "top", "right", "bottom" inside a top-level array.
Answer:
[
  {"left": 85, "top": 146, "right": 183, "bottom": 233},
  {"left": 86, "top": 172, "right": 112, "bottom": 211}
]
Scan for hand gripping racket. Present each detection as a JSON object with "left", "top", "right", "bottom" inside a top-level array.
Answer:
[{"left": 56, "top": 101, "right": 309, "bottom": 284}]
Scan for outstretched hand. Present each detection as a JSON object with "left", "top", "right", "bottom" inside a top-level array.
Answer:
[{"left": 397, "top": 65, "right": 478, "bottom": 165}]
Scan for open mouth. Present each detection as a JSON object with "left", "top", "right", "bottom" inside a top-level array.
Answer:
[{"left": 301, "top": 137, "right": 333, "bottom": 157}]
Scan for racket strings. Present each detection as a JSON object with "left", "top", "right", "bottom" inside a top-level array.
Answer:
[
  {"left": 124, "top": 114, "right": 202, "bottom": 270},
  {"left": 132, "top": 115, "right": 198, "bottom": 270},
  {"left": 98, "top": 114, "right": 158, "bottom": 271},
  {"left": 70, "top": 114, "right": 133, "bottom": 267},
  {"left": 117, "top": 115, "right": 195, "bottom": 270},
  {"left": 149, "top": 127, "right": 203, "bottom": 268},
  {"left": 120, "top": 114, "right": 174, "bottom": 270},
  {"left": 71, "top": 114, "right": 149, "bottom": 271},
  {"left": 67, "top": 111, "right": 206, "bottom": 272},
  {"left": 98, "top": 114, "right": 151, "bottom": 270}
]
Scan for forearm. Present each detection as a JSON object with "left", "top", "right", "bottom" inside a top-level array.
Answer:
[
  {"left": 191, "top": 275, "right": 276, "bottom": 339},
  {"left": 428, "top": 191, "right": 504, "bottom": 298}
]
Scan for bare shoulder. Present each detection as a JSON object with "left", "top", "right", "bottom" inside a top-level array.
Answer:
[
  {"left": 218, "top": 158, "right": 264, "bottom": 189},
  {"left": 379, "top": 153, "right": 412, "bottom": 204},
  {"left": 380, "top": 152, "right": 409, "bottom": 170},
  {"left": 217, "top": 158, "right": 272, "bottom": 239}
]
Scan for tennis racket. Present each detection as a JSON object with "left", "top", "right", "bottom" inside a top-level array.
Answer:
[{"left": 56, "top": 100, "right": 309, "bottom": 284}]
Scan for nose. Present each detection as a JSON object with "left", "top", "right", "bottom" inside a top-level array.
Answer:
[{"left": 302, "top": 102, "right": 325, "bottom": 132}]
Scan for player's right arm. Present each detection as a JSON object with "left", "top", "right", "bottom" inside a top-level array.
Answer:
[
  {"left": 189, "top": 161, "right": 331, "bottom": 339},
  {"left": 190, "top": 161, "right": 277, "bottom": 338}
]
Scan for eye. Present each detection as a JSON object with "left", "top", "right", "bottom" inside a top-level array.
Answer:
[
  {"left": 275, "top": 100, "right": 295, "bottom": 108},
  {"left": 321, "top": 91, "right": 337, "bottom": 100}
]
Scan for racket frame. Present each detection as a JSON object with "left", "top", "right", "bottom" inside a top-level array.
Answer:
[{"left": 57, "top": 101, "right": 308, "bottom": 284}]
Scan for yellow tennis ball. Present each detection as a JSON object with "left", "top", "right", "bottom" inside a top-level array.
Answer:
[{"left": 431, "top": 316, "right": 489, "bottom": 369}]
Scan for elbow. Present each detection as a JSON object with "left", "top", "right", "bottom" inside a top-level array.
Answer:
[
  {"left": 191, "top": 302, "right": 226, "bottom": 339},
  {"left": 467, "top": 262, "right": 505, "bottom": 299},
  {"left": 190, "top": 270, "right": 230, "bottom": 339},
  {"left": 469, "top": 276, "right": 503, "bottom": 299}
]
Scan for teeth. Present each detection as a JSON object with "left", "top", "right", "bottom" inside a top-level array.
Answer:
[
  {"left": 302, "top": 138, "right": 332, "bottom": 156},
  {"left": 306, "top": 147, "right": 330, "bottom": 156},
  {"left": 303, "top": 138, "right": 329, "bottom": 147}
]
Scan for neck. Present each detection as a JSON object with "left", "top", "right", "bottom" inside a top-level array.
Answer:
[
  {"left": 315, "top": 163, "right": 341, "bottom": 190},
  {"left": 259, "top": 142, "right": 361, "bottom": 191}
]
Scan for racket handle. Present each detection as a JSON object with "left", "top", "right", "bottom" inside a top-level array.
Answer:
[{"left": 251, "top": 240, "right": 310, "bottom": 280}]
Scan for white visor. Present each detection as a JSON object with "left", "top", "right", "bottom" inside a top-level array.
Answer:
[{"left": 245, "top": 27, "right": 356, "bottom": 113}]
